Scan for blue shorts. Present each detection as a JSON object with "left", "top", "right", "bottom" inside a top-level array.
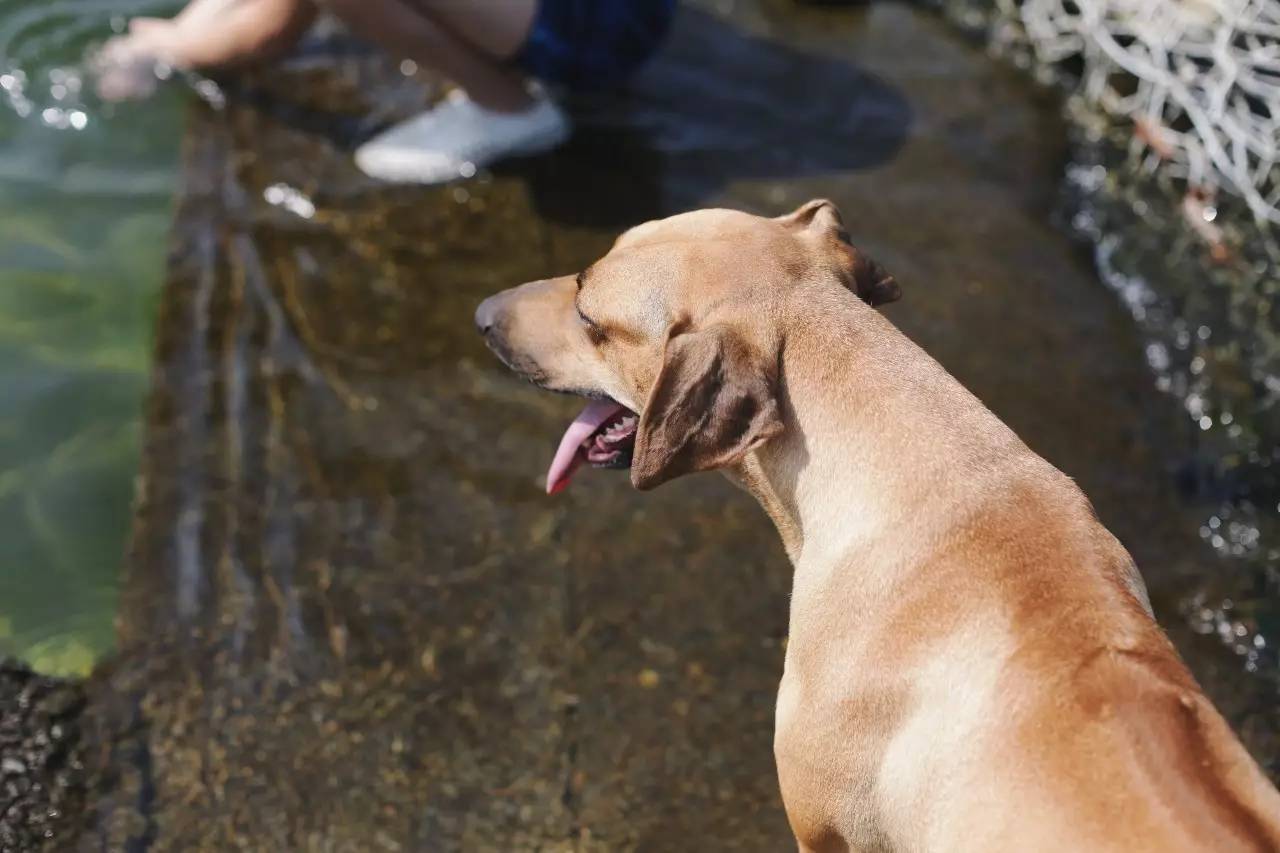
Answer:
[{"left": 514, "top": 0, "right": 677, "bottom": 90}]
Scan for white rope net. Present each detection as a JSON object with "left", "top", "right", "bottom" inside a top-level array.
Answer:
[{"left": 1006, "top": 0, "right": 1280, "bottom": 225}]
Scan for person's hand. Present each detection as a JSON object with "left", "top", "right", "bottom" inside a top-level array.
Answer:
[{"left": 91, "top": 18, "right": 183, "bottom": 102}]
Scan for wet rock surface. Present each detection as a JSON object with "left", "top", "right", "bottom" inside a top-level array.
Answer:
[
  {"left": 73, "top": 1, "right": 1277, "bottom": 849},
  {"left": 0, "top": 661, "right": 85, "bottom": 852}
]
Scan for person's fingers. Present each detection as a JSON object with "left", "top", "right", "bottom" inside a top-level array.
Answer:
[
  {"left": 123, "top": 17, "right": 192, "bottom": 65},
  {"left": 90, "top": 31, "right": 164, "bottom": 102},
  {"left": 95, "top": 64, "right": 158, "bottom": 102},
  {"left": 128, "top": 17, "right": 168, "bottom": 36},
  {"left": 93, "top": 34, "right": 149, "bottom": 68}
]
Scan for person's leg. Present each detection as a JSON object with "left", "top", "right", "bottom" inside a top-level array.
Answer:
[
  {"left": 323, "top": 0, "right": 538, "bottom": 111},
  {"left": 404, "top": 2, "right": 538, "bottom": 65},
  {"left": 95, "top": 0, "right": 317, "bottom": 100},
  {"left": 141, "top": 0, "right": 318, "bottom": 67},
  {"left": 99, "top": 0, "right": 565, "bottom": 181},
  {"left": 95, "top": 0, "right": 537, "bottom": 108}
]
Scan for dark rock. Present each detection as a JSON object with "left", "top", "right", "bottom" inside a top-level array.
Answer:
[{"left": 0, "top": 660, "right": 85, "bottom": 852}]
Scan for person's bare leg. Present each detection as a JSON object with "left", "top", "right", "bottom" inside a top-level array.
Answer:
[
  {"left": 95, "top": 0, "right": 316, "bottom": 99},
  {"left": 406, "top": 1, "right": 539, "bottom": 63},
  {"left": 141, "top": 0, "right": 317, "bottom": 67},
  {"left": 98, "top": 0, "right": 536, "bottom": 109},
  {"left": 325, "top": 0, "right": 537, "bottom": 111}
]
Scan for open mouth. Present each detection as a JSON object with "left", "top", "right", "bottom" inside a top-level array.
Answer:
[{"left": 546, "top": 399, "right": 638, "bottom": 495}]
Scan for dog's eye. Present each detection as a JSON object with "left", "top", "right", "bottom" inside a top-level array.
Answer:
[{"left": 576, "top": 302, "right": 606, "bottom": 342}]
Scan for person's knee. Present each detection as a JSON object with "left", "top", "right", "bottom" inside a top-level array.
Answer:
[{"left": 247, "top": 0, "right": 319, "bottom": 57}]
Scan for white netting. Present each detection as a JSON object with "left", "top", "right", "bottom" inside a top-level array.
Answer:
[{"left": 1009, "top": 0, "right": 1280, "bottom": 225}]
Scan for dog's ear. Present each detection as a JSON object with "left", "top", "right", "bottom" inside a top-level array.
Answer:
[
  {"left": 776, "top": 198, "right": 845, "bottom": 230},
  {"left": 631, "top": 324, "right": 783, "bottom": 491},
  {"left": 846, "top": 250, "right": 901, "bottom": 307},
  {"left": 778, "top": 198, "right": 901, "bottom": 307}
]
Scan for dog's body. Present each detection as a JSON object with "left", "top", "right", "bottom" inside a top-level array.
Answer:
[
  {"left": 751, "top": 288, "right": 1277, "bottom": 851},
  {"left": 476, "top": 202, "right": 1280, "bottom": 851}
]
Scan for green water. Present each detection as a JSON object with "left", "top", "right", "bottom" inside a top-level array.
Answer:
[{"left": 0, "top": 5, "right": 182, "bottom": 675}]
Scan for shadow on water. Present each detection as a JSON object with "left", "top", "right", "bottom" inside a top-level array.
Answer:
[{"left": 521, "top": 6, "right": 911, "bottom": 226}]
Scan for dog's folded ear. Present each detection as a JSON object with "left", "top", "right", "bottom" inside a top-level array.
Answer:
[
  {"left": 778, "top": 198, "right": 902, "bottom": 307},
  {"left": 631, "top": 324, "right": 783, "bottom": 491},
  {"left": 847, "top": 251, "right": 901, "bottom": 307}
]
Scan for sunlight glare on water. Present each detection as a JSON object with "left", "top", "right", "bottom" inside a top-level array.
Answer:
[{"left": 1066, "top": 146, "right": 1280, "bottom": 684}]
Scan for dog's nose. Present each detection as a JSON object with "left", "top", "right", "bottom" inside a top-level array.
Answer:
[{"left": 474, "top": 294, "right": 501, "bottom": 335}]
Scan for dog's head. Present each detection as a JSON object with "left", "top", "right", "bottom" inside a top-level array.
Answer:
[{"left": 475, "top": 200, "right": 899, "bottom": 494}]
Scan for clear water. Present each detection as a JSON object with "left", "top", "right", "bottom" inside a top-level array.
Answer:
[
  {"left": 0, "top": 0, "right": 182, "bottom": 675},
  {"left": 0, "top": 2, "right": 1273, "bottom": 843}
]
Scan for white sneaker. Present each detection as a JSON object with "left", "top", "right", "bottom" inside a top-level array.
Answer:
[{"left": 354, "top": 89, "right": 570, "bottom": 184}]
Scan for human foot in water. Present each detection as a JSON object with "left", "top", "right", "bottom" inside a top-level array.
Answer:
[{"left": 92, "top": 18, "right": 186, "bottom": 101}]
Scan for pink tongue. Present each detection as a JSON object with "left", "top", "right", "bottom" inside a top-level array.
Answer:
[{"left": 546, "top": 399, "right": 627, "bottom": 495}]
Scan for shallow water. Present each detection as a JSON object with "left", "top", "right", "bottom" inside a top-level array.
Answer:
[
  {"left": 0, "top": 0, "right": 1276, "bottom": 846},
  {"left": 1065, "top": 127, "right": 1280, "bottom": 679},
  {"left": 934, "top": 0, "right": 1280, "bottom": 691},
  {"left": 0, "top": 0, "right": 186, "bottom": 675},
  {"left": 62, "top": 2, "right": 1279, "bottom": 848}
]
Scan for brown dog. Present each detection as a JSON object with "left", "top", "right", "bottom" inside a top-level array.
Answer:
[{"left": 475, "top": 201, "right": 1280, "bottom": 851}]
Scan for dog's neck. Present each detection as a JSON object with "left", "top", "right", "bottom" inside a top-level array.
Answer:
[{"left": 738, "top": 291, "right": 1018, "bottom": 572}]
